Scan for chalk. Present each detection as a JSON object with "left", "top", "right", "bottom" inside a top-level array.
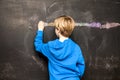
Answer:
[
  {"left": 44, "top": 22, "right": 120, "bottom": 29},
  {"left": 44, "top": 22, "right": 55, "bottom": 27},
  {"left": 44, "top": 22, "right": 101, "bottom": 27},
  {"left": 44, "top": 22, "right": 102, "bottom": 28},
  {"left": 75, "top": 22, "right": 102, "bottom": 28}
]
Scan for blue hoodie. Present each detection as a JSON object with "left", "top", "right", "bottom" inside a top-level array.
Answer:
[{"left": 34, "top": 31, "right": 85, "bottom": 80}]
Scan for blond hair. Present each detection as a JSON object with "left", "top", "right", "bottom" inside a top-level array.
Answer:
[{"left": 54, "top": 15, "right": 75, "bottom": 37}]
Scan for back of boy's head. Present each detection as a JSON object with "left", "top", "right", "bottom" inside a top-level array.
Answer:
[{"left": 54, "top": 15, "right": 75, "bottom": 37}]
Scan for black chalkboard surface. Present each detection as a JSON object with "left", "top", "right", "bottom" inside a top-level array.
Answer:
[{"left": 0, "top": 0, "right": 120, "bottom": 80}]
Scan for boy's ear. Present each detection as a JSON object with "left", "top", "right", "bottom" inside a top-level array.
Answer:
[{"left": 57, "top": 28, "right": 61, "bottom": 33}]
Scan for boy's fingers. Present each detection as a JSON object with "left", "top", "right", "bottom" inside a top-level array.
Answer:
[{"left": 38, "top": 21, "right": 44, "bottom": 26}]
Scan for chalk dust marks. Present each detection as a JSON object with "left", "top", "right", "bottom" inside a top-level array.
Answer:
[{"left": 0, "top": 63, "right": 16, "bottom": 79}]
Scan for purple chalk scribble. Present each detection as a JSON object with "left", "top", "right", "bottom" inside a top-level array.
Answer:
[{"left": 88, "top": 22, "right": 101, "bottom": 28}]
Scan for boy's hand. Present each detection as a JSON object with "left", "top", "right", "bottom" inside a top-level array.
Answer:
[{"left": 38, "top": 21, "right": 45, "bottom": 31}]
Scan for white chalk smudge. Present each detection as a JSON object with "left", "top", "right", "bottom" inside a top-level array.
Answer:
[{"left": 0, "top": 63, "right": 16, "bottom": 79}]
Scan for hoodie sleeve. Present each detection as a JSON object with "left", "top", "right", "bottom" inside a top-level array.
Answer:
[
  {"left": 34, "top": 30, "right": 50, "bottom": 58},
  {"left": 77, "top": 47, "right": 85, "bottom": 78}
]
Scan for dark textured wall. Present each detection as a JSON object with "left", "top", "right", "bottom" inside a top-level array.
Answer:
[{"left": 0, "top": 0, "right": 120, "bottom": 80}]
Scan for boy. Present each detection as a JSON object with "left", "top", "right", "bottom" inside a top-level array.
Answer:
[{"left": 34, "top": 16, "right": 85, "bottom": 80}]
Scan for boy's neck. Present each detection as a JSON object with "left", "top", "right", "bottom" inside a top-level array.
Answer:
[{"left": 59, "top": 35, "right": 68, "bottom": 42}]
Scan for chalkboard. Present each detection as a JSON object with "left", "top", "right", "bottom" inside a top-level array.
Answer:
[{"left": 0, "top": 0, "right": 120, "bottom": 80}]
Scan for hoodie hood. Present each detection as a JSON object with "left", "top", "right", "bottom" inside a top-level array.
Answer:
[{"left": 48, "top": 39, "right": 72, "bottom": 60}]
